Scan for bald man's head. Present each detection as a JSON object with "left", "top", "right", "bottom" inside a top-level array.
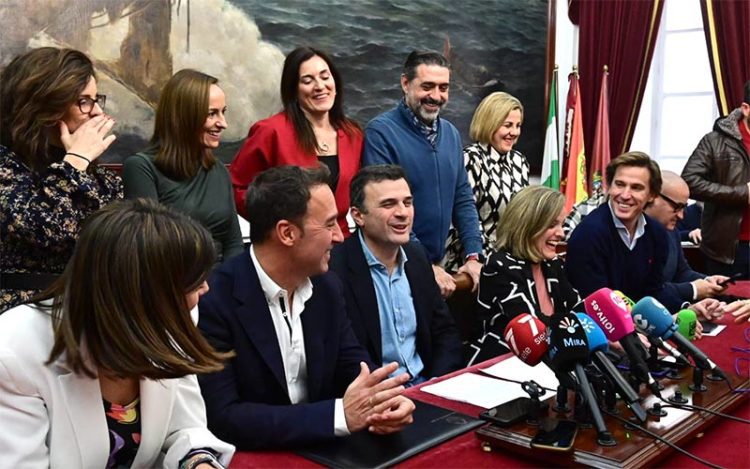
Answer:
[{"left": 645, "top": 170, "right": 689, "bottom": 230}]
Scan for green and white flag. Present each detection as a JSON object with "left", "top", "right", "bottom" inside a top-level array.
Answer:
[{"left": 541, "top": 70, "right": 559, "bottom": 190}]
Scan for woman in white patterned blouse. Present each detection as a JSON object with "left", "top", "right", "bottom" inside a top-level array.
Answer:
[{"left": 444, "top": 92, "right": 529, "bottom": 272}]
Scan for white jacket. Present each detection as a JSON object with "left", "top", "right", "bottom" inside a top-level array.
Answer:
[{"left": 0, "top": 304, "right": 234, "bottom": 468}]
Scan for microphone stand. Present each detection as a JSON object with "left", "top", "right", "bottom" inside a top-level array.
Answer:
[
  {"left": 574, "top": 364, "right": 617, "bottom": 446},
  {"left": 587, "top": 365, "right": 618, "bottom": 415},
  {"left": 555, "top": 384, "right": 571, "bottom": 413},
  {"left": 689, "top": 367, "right": 708, "bottom": 392}
]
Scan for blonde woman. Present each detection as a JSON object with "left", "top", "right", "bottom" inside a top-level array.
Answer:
[
  {"left": 444, "top": 92, "right": 529, "bottom": 271},
  {"left": 467, "top": 186, "right": 579, "bottom": 365}
]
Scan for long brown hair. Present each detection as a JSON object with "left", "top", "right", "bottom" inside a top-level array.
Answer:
[
  {"left": 0, "top": 47, "right": 94, "bottom": 172},
  {"left": 280, "top": 47, "right": 361, "bottom": 155},
  {"left": 43, "top": 198, "right": 230, "bottom": 379},
  {"left": 151, "top": 69, "right": 217, "bottom": 180}
]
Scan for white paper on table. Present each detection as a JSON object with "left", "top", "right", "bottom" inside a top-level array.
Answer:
[
  {"left": 420, "top": 372, "right": 554, "bottom": 409},
  {"left": 480, "top": 355, "right": 560, "bottom": 392}
]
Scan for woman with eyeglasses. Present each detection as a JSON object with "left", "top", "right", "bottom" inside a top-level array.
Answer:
[
  {"left": 0, "top": 47, "right": 121, "bottom": 313},
  {"left": 123, "top": 69, "right": 243, "bottom": 263},
  {"left": 0, "top": 198, "right": 234, "bottom": 467}
]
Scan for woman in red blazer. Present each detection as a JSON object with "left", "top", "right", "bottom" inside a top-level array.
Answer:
[{"left": 230, "top": 47, "right": 363, "bottom": 236}]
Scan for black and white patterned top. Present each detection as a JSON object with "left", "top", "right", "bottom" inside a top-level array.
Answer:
[
  {"left": 466, "top": 249, "right": 581, "bottom": 366},
  {"left": 562, "top": 190, "right": 606, "bottom": 240},
  {"left": 443, "top": 143, "right": 529, "bottom": 271}
]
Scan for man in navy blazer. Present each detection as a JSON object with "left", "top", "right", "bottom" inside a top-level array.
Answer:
[
  {"left": 330, "top": 165, "right": 462, "bottom": 385},
  {"left": 644, "top": 170, "right": 728, "bottom": 319},
  {"left": 197, "top": 166, "right": 415, "bottom": 450}
]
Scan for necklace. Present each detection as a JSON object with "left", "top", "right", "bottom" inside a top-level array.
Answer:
[{"left": 319, "top": 141, "right": 330, "bottom": 153}]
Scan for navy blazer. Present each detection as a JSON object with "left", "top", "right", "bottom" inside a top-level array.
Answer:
[
  {"left": 663, "top": 228, "right": 705, "bottom": 302},
  {"left": 197, "top": 251, "right": 373, "bottom": 450},
  {"left": 329, "top": 235, "right": 462, "bottom": 380}
]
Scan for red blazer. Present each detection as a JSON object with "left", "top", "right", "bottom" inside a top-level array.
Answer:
[{"left": 230, "top": 112, "right": 363, "bottom": 236}]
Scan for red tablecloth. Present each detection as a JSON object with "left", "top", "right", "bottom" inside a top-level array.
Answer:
[
  {"left": 726, "top": 280, "right": 750, "bottom": 299},
  {"left": 230, "top": 309, "right": 750, "bottom": 468}
]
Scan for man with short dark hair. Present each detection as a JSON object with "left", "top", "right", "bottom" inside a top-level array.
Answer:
[
  {"left": 330, "top": 165, "right": 462, "bottom": 386},
  {"left": 566, "top": 152, "right": 683, "bottom": 310},
  {"left": 682, "top": 80, "right": 750, "bottom": 279},
  {"left": 197, "top": 166, "right": 414, "bottom": 450},
  {"left": 362, "top": 50, "right": 482, "bottom": 297}
]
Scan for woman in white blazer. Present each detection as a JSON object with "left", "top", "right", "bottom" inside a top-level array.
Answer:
[{"left": 0, "top": 198, "right": 235, "bottom": 468}]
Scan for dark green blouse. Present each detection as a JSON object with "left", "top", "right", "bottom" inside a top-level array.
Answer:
[{"left": 123, "top": 150, "right": 244, "bottom": 261}]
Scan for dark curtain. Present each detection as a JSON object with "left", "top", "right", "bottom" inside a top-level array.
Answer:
[
  {"left": 700, "top": 0, "right": 750, "bottom": 115},
  {"left": 571, "top": 0, "right": 665, "bottom": 157}
]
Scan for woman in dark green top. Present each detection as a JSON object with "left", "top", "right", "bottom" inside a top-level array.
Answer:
[{"left": 123, "top": 69, "right": 243, "bottom": 262}]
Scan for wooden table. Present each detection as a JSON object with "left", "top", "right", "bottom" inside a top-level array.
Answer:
[{"left": 229, "top": 299, "right": 750, "bottom": 468}]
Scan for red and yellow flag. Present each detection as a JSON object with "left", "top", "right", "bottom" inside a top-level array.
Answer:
[{"left": 562, "top": 70, "right": 587, "bottom": 212}]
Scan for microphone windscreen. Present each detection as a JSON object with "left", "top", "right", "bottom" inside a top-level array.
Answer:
[
  {"left": 503, "top": 314, "right": 549, "bottom": 366},
  {"left": 676, "top": 309, "right": 698, "bottom": 340},
  {"left": 612, "top": 290, "right": 635, "bottom": 312},
  {"left": 631, "top": 296, "right": 674, "bottom": 337},
  {"left": 574, "top": 312, "right": 609, "bottom": 353},
  {"left": 548, "top": 313, "right": 590, "bottom": 372},
  {"left": 583, "top": 288, "right": 635, "bottom": 341}
]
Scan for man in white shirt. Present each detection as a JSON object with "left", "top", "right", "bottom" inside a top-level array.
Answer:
[{"left": 197, "top": 166, "right": 415, "bottom": 450}]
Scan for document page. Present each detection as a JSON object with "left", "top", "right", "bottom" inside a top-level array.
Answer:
[
  {"left": 420, "top": 371, "right": 554, "bottom": 409},
  {"left": 480, "top": 356, "right": 560, "bottom": 391}
]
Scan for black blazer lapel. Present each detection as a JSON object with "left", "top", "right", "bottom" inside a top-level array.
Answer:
[
  {"left": 301, "top": 286, "right": 327, "bottom": 400},
  {"left": 345, "top": 237, "right": 383, "bottom": 362},
  {"left": 232, "top": 256, "right": 288, "bottom": 394},
  {"left": 404, "top": 244, "right": 431, "bottom": 359}
]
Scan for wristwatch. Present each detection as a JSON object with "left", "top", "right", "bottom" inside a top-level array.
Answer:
[{"left": 465, "top": 253, "right": 481, "bottom": 262}]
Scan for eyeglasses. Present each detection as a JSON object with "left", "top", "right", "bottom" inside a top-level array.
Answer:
[
  {"left": 658, "top": 192, "right": 687, "bottom": 213},
  {"left": 77, "top": 94, "right": 106, "bottom": 114}
]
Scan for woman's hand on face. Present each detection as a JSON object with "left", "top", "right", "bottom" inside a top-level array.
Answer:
[{"left": 59, "top": 114, "right": 116, "bottom": 163}]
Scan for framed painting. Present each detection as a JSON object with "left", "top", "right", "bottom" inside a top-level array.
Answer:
[{"left": 1, "top": 0, "right": 548, "bottom": 168}]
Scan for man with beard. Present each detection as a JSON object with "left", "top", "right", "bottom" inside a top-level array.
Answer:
[
  {"left": 682, "top": 81, "right": 750, "bottom": 280},
  {"left": 362, "top": 50, "right": 482, "bottom": 298}
]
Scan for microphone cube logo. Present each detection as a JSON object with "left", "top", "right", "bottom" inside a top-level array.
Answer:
[
  {"left": 609, "top": 292, "right": 630, "bottom": 315},
  {"left": 588, "top": 300, "right": 616, "bottom": 334},
  {"left": 578, "top": 316, "right": 596, "bottom": 334},
  {"left": 632, "top": 313, "right": 655, "bottom": 334},
  {"left": 558, "top": 316, "right": 579, "bottom": 334},
  {"left": 613, "top": 290, "right": 635, "bottom": 311}
]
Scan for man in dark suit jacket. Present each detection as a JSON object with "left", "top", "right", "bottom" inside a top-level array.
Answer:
[
  {"left": 644, "top": 170, "right": 727, "bottom": 319},
  {"left": 330, "top": 165, "right": 462, "bottom": 385},
  {"left": 198, "top": 166, "right": 414, "bottom": 450}
]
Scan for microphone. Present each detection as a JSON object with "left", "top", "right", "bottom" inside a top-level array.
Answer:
[
  {"left": 612, "top": 290, "right": 635, "bottom": 312},
  {"left": 583, "top": 288, "right": 661, "bottom": 397},
  {"left": 548, "top": 313, "right": 616, "bottom": 446},
  {"left": 630, "top": 298, "right": 727, "bottom": 380},
  {"left": 574, "top": 313, "right": 647, "bottom": 422},
  {"left": 622, "top": 294, "right": 691, "bottom": 366},
  {"left": 503, "top": 314, "right": 549, "bottom": 366},
  {"left": 503, "top": 314, "right": 577, "bottom": 391},
  {"left": 676, "top": 309, "right": 698, "bottom": 340}
]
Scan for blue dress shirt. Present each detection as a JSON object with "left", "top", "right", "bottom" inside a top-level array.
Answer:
[{"left": 358, "top": 232, "right": 425, "bottom": 384}]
